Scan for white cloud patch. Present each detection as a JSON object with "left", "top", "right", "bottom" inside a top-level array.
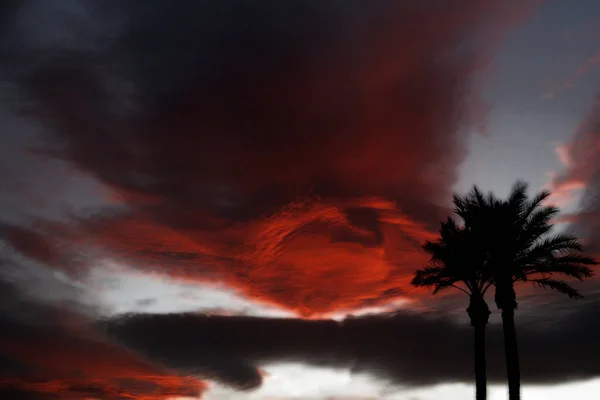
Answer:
[
  {"left": 86, "top": 262, "right": 296, "bottom": 318},
  {"left": 203, "top": 363, "right": 401, "bottom": 400},
  {"left": 202, "top": 367, "right": 600, "bottom": 400}
]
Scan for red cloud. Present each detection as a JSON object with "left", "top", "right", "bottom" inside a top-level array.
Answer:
[
  {"left": 553, "top": 93, "right": 600, "bottom": 253},
  {"left": 0, "top": 324, "right": 206, "bottom": 399},
  {"left": 9, "top": 1, "right": 539, "bottom": 316},
  {"left": 27, "top": 199, "right": 435, "bottom": 315}
]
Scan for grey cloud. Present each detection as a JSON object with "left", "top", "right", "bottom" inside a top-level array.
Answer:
[{"left": 103, "top": 294, "right": 600, "bottom": 391}]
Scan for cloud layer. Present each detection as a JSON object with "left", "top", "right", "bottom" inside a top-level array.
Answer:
[
  {"left": 0, "top": 1, "right": 559, "bottom": 398},
  {"left": 1, "top": 0, "right": 537, "bottom": 316},
  {"left": 0, "top": 269, "right": 207, "bottom": 399},
  {"left": 103, "top": 298, "right": 600, "bottom": 393}
]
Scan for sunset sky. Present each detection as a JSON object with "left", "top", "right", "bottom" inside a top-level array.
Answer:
[{"left": 1, "top": 0, "right": 600, "bottom": 399}]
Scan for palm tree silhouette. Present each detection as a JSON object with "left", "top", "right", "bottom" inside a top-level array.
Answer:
[
  {"left": 453, "top": 180, "right": 597, "bottom": 400},
  {"left": 412, "top": 217, "right": 492, "bottom": 400}
]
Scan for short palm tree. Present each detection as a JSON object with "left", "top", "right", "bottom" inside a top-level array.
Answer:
[
  {"left": 453, "top": 180, "right": 597, "bottom": 400},
  {"left": 412, "top": 217, "right": 492, "bottom": 400}
]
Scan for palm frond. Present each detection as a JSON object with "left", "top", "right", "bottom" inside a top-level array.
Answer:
[
  {"left": 529, "top": 278, "right": 584, "bottom": 299},
  {"left": 422, "top": 240, "right": 444, "bottom": 263},
  {"left": 440, "top": 180, "right": 595, "bottom": 307},
  {"left": 433, "top": 281, "right": 470, "bottom": 295},
  {"left": 452, "top": 193, "right": 467, "bottom": 216},
  {"left": 470, "top": 186, "right": 487, "bottom": 206},
  {"left": 413, "top": 212, "right": 489, "bottom": 297},
  {"left": 523, "top": 206, "right": 558, "bottom": 233},
  {"left": 507, "top": 179, "right": 529, "bottom": 211},
  {"left": 523, "top": 190, "right": 552, "bottom": 220},
  {"left": 523, "top": 234, "right": 584, "bottom": 260},
  {"left": 518, "top": 219, "right": 556, "bottom": 252},
  {"left": 411, "top": 266, "right": 470, "bottom": 295},
  {"left": 522, "top": 253, "right": 597, "bottom": 280},
  {"left": 411, "top": 266, "right": 448, "bottom": 287},
  {"left": 552, "top": 253, "right": 599, "bottom": 267}
]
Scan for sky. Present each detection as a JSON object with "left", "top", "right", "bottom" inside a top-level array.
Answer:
[{"left": 1, "top": 0, "right": 600, "bottom": 399}]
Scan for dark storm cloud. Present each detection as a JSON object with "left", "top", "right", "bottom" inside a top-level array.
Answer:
[
  {"left": 13, "top": 0, "right": 487, "bottom": 221},
  {"left": 104, "top": 300, "right": 600, "bottom": 392},
  {"left": 0, "top": 0, "right": 539, "bottom": 315}
]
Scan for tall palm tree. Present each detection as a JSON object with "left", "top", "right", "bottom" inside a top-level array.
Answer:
[
  {"left": 412, "top": 217, "right": 492, "bottom": 400},
  {"left": 453, "top": 180, "right": 597, "bottom": 400}
]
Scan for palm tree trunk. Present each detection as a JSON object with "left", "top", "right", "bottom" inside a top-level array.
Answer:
[
  {"left": 467, "top": 296, "right": 490, "bottom": 400},
  {"left": 473, "top": 321, "right": 487, "bottom": 400},
  {"left": 501, "top": 306, "right": 520, "bottom": 400}
]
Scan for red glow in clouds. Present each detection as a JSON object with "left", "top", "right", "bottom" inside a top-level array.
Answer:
[{"left": 4, "top": 0, "right": 541, "bottom": 319}]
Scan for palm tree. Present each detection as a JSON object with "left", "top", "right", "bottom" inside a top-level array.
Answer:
[
  {"left": 453, "top": 180, "right": 597, "bottom": 400},
  {"left": 412, "top": 217, "right": 492, "bottom": 400}
]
